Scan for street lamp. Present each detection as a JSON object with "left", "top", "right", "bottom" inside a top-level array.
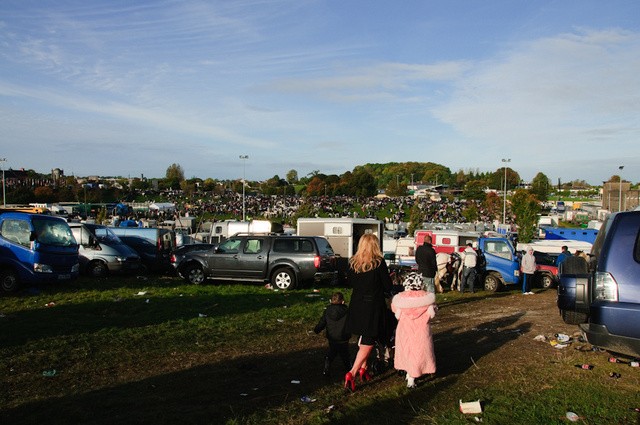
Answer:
[
  {"left": 502, "top": 158, "right": 511, "bottom": 224},
  {"left": 239, "top": 155, "right": 248, "bottom": 221},
  {"left": 619, "top": 165, "right": 624, "bottom": 212},
  {"left": 0, "top": 158, "right": 6, "bottom": 207}
]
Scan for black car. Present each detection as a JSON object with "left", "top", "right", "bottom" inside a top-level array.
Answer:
[{"left": 176, "top": 233, "right": 337, "bottom": 290}]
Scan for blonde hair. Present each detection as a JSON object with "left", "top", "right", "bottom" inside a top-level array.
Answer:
[{"left": 349, "top": 233, "right": 383, "bottom": 274}]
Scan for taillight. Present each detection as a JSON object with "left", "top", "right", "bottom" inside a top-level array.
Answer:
[
  {"left": 314, "top": 256, "right": 321, "bottom": 268},
  {"left": 595, "top": 272, "right": 618, "bottom": 301},
  {"left": 158, "top": 237, "right": 162, "bottom": 252}
]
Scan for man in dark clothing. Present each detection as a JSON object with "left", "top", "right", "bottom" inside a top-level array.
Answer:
[
  {"left": 314, "top": 292, "right": 351, "bottom": 376},
  {"left": 556, "top": 245, "right": 572, "bottom": 269},
  {"left": 415, "top": 234, "right": 437, "bottom": 293}
]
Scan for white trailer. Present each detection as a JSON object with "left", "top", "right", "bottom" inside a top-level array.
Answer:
[
  {"left": 207, "top": 219, "right": 272, "bottom": 243},
  {"left": 296, "top": 217, "right": 383, "bottom": 259}
]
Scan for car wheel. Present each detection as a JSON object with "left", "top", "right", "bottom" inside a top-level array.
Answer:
[
  {"left": 483, "top": 273, "right": 502, "bottom": 292},
  {"left": 540, "top": 273, "right": 554, "bottom": 289},
  {"left": 88, "top": 261, "right": 108, "bottom": 278},
  {"left": 0, "top": 269, "right": 20, "bottom": 292},
  {"left": 272, "top": 268, "right": 296, "bottom": 290},
  {"left": 185, "top": 264, "right": 205, "bottom": 285},
  {"left": 561, "top": 309, "right": 588, "bottom": 325}
]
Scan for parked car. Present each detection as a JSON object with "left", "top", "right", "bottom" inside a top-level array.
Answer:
[
  {"left": 170, "top": 243, "right": 216, "bottom": 273},
  {"left": 557, "top": 211, "right": 640, "bottom": 357},
  {"left": 69, "top": 223, "right": 141, "bottom": 277},
  {"left": 109, "top": 227, "right": 176, "bottom": 273},
  {"left": 176, "top": 233, "right": 337, "bottom": 289},
  {"left": 519, "top": 250, "right": 558, "bottom": 289}
]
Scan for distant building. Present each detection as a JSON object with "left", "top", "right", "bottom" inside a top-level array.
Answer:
[{"left": 603, "top": 180, "right": 639, "bottom": 212}]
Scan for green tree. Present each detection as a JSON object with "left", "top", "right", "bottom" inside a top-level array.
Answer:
[
  {"left": 530, "top": 172, "right": 550, "bottom": 202},
  {"left": 510, "top": 189, "right": 541, "bottom": 243},
  {"left": 166, "top": 163, "right": 185, "bottom": 181},
  {"left": 462, "top": 180, "right": 485, "bottom": 201},
  {"left": 408, "top": 205, "right": 426, "bottom": 236},
  {"left": 286, "top": 169, "right": 298, "bottom": 183},
  {"left": 462, "top": 203, "right": 479, "bottom": 222}
]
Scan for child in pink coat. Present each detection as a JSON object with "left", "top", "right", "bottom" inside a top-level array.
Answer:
[{"left": 391, "top": 272, "right": 437, "bottom": 388}]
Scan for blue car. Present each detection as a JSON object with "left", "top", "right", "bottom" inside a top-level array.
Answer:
[{"left": 557, "top": 211, "right": 640, "bottom": 357}]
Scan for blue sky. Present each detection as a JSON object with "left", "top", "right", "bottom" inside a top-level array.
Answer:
[{"left": 1, "top": 1, "right": 639, "bottom": 186}]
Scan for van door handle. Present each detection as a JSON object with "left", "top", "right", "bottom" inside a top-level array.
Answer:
[{"left": 256, "top": 255, "right": 264, "bottom": 259}]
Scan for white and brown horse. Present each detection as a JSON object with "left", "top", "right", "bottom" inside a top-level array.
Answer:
[{"left": 435, "top": 252, "right": 462, "bottom": 292}]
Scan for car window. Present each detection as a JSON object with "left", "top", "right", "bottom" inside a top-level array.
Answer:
[
  {"left": 244, "top": 238, "right": 264, "bottom": 254},
  {"left": 485, "top": 240, "right": 512, "bottom": 260},
  {"left": 315, "top": 238, "right": 335, "bottom": 255},
  {"left": 1, "top": 219, "right": 32, "bottom": 247},
  {"left": 218, "top": 237, "right": 242, "bottom": 254}
]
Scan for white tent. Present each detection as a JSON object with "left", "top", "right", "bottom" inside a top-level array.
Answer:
[{"left": 149, "top": 202, "right": 175, "bottom": 214}]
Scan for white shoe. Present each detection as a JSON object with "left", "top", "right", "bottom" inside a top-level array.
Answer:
[
  {"left": 528, "top": 291, "right": 535, "bottom": 295},
  {"left": 407, "top": 377, "right": 416, "bottom": 388}
]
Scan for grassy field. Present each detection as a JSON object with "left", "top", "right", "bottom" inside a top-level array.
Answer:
[{"left": 1, "top": 275, "right": 639, "bottom": 424}]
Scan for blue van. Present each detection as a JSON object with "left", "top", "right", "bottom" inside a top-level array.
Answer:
[
  {"left": 557, "top": 211, "right": 640, "bottom": 357},
  {"left": 0, "top": 212, "right": 79, "bottom": 292}
]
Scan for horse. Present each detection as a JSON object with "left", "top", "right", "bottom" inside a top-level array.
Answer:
[{"left": 435, "top": 252, "right": 462, "bottom": 292}]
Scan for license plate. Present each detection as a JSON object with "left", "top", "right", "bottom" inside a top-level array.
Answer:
[{"left": 58, "top": 274, "right": 71, "bottom": 280}]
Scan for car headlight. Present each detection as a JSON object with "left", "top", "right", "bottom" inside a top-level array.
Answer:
[
  {"left": 595, "top": 271, "right": 618, "bottom": 301},
  {"left": 72, "top": 263, "right": 80, "bottom": 273},
  {"left": 34, "top": 263, "right": 53, "bottom": 273}
]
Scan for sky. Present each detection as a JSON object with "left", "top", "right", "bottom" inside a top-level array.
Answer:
[{"left": 1, "top": 1, "right": 639, "bottom": 186}]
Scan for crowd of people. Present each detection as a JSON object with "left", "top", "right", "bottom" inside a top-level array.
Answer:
[{"left": 150, "top": 192, "right": 497, "bottom": 228}]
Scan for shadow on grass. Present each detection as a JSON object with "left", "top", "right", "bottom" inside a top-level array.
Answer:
[
  {"left": 0, "top": 312, "right": 530, "bottom": 424},
  {"left": 0, "top": 287, "right": 326, "bottom": 348}
]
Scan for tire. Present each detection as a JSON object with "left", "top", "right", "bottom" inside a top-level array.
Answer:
[
  {"left": 561, "top": 308, "right": 588, "bottom": 325},
  {"left": 272, "top": 268, "right": 296, "bottom": 290},
  {"left": 0, "top": 269, "right": 20, "bottom": 292},
  {"left": 483, "top": 273, "right": 502, "bottom": 292},
  {"left": 185, "top": 264, "right": 205, "bottom": 285},
  {"left": 559, "top": 256, "right": 589, "bottom": 274},
  {"left": 540, "top": 273, "right": 554, "bottom": 289},
  {"left": 87, "top": 261, "right": 108, "bottom": 278}
]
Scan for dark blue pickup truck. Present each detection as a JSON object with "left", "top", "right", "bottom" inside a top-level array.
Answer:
[{"left": 557, "top": 211, "right": 640, "bottom": 357}]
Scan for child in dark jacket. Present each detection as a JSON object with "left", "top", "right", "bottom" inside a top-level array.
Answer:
[{"left": 314, "top": 292, "right": 351, "bottom": 376}]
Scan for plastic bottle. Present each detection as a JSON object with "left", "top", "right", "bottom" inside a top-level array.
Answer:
[
  {"left": 574, "top": 364, "right": 594, "bottom": 370},
  {"left": 629, "top": 361, "right": 639, "bottom": 368}
]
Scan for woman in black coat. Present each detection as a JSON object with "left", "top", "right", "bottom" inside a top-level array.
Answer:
[{"left": 345, "top": 233, "right": 393, "bottom": 391}]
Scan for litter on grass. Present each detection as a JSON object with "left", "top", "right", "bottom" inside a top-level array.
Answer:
[
  {"left": 135, "top": 291, "right": 147, "bottom": 296},
  {"left": 301, "top": 396, "right": 317, "bottom": 403},
  {"left": 460, "top": 400, "right": 482, "bottom": 414},
  {"left": 291, "top": 380, "right": 300, "bottom": 384},
  {"left": 42, "top": 370, "right": 56, "bottom": 376}
]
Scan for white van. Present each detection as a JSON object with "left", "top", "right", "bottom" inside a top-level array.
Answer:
[{"left": 69, "top": 223, "right": 141, "bottom": 277}]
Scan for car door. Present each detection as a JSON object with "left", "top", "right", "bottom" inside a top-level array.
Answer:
[
  {"left": 207, "top": 237, "right": 244, "bottom": 277},
  {"left": 238, "top": 237, "right": 269, "bottom": 279}
]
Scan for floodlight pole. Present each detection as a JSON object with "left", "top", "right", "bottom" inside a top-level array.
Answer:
[
  {"left": 240, "top": 155, "right": 248, "bottom": 221},
  {"left": 0, "top": 158, "right": 6, "bottom": 207},
  {"left": 502, "top": 158, "right": 511, "bottom": 224},
  {"left": 619, "top": 165, "right": 624, "bottom": 212}
]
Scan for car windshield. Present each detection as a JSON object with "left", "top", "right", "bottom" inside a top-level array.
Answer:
[
  {"left": 32, "top": 218, "right": 77, "bottom": 247},
  {"left": 93, "top": 227, "right": 123, "bottom": 245}
]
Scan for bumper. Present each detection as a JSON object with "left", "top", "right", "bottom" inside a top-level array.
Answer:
[{"left": 579, "top": 322, "right": 640, "bottom": 357}]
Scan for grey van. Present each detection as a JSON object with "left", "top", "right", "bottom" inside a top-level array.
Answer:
[{"left": 69, "top": 223, "right": 141, "bottom": 277}]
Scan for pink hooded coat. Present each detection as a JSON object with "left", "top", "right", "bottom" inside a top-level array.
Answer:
[{"left": 391, "top": 290, "right": 437, "bottom": 378}]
